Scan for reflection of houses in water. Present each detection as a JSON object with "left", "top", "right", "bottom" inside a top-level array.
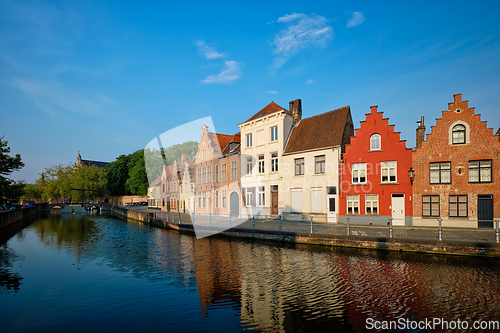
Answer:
[
  {"left": 335, "top": 254, "right": 419, "bottom": 332},
  {"left": 404, "top": 258, "right": 500, "bottom": 322},
  {"left": 237, "top": 245, "right": 347, "bottom": 332},
  {"left": 191, "top": 237, "right": 242, "bottom": 317}
]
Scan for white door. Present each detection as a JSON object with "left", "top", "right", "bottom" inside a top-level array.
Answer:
[
  {"left": 391, "top": 194, "right": 405, "bottom": 226},
  {"left": 326, "top": 186, "right": 337, "bottom": 223}
]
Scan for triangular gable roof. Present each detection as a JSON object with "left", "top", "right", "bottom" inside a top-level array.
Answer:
[
  {"left": 241, "top": 101, "right": 288, "bottom": 124},
  {"left": 284, "top": 106, "right": 351, "bottom": 154}
]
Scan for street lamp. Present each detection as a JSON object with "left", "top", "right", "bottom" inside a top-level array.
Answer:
[{"left": 408, "top": 167, "right": 415, "bottom": 185}]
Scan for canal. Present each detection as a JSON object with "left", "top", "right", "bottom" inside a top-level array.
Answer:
[{"left": 1, "top": 212, "right": 499, "bottom": 332}]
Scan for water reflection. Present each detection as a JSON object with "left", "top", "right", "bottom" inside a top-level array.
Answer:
[{"left": 1, "top": 213, "right": 499, "bottom": 332}]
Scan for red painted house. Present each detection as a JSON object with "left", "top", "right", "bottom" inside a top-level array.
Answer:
[{"left": 340, "top": 105, "right": 413, "bottom": 225}]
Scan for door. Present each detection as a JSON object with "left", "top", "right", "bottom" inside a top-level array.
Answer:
[
  {"left": 230, "top": 192, "right": 239, "bottom": 217},
  {"left": 478, "top": 195, "right": 493, "bottom": 228},
  {"left": 291, "top": 189, "right": 302, "bottom": 213},
  {"left": 327, "top": 186, "right": 337, "bottom": 223},
  {"left": 391, "top": 194, "right": 405, "bottom": 226},
  {"left": 271, "top": 185, "right": 278, "bottom": 215}
]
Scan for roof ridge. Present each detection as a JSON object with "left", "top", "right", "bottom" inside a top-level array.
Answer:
[{"left": 300, "top": 105, "right": 350, "bottom": 122}]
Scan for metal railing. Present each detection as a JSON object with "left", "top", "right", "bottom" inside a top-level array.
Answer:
[{"left": 151, "top": 211, "right": 500, "bottom": 244}]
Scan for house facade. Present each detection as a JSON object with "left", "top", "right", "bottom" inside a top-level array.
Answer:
[
  {"left": 412, "top": 94, "right": 500, "bottom": 228},
  {"left": 282, "top": 105, "right": 354, "bottom": 223},
  {"left": 339, "top": 105, "right": 413, "bottom": 226},
  {"left": 238, "top": 101, "right": 296, "bottom": 217}
]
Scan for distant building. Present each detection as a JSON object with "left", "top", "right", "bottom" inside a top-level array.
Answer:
[{"left": 76, "top": 153, "right": 109, "bottom": 168}]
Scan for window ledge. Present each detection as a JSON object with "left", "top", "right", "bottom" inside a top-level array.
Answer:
[
  {"left": 351, "top": 183, "right": 369, "bottom": 186},
  {"left": 369, "top": 149, "right": 383, "bottom": 152},
  {"left": 380, "top": 182, "right": 399, "bottom": 185}
]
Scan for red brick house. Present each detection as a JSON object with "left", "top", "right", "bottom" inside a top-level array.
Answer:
[
  {"left": 339, "top": 105, "right": 413, "bottom": 225},
  {"left": 412, "top": 94, "right": 500, "bottom": 228}
]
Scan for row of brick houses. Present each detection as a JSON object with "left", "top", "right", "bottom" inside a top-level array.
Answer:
[{"left": 149, "top": 94, "right": 499, "bottom": 228}]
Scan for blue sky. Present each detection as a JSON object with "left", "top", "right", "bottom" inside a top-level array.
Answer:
[{"left": 2, "top": 0, "right": 499, "bottom": 183}]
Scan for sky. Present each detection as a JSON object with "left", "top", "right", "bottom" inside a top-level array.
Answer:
[{"left": 1, "top": 0, "right": 499, "bottom": 183}]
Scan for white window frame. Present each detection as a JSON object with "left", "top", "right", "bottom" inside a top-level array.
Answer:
[
  {"left": 246, "top": 133, "right": 253, "bottom": 148},
  {"left": 365, "top": 194, "right": 378, "bottom": 214},
  {"left": 230, "top": 161, "right": 236, "bottom": 181},
  {"left": 295, "top": 158, "right": 304, "bottom": 176},
  {"left": 202, "top": 149, "right": 206, "bottom": 160},
  {"left": 258, "top": 186, "right": 265, "bottom": 207},
  {"left": 245, "top": 188, "right": 253, "bottom": 207},
  {"left": 246, "top": 157, "right": 253, "bottom": 175},
  {"left": 215, "top": 165, "right": 219, "bottom": 182},
  {"left": 258, "top": 155, "right": 265, "bottom": 174},
  {"left": 352, "top": 163, "right": 367, "bottom": 184},
  {"left": 215, "top": 191, "right": 219, "bottom": 208},
  {"left": 315, "top": 155, "right": 325, "bottom": 174},
  {"left": 347, "top": 195, "right": 360, "bottom": 214},
  {"left": 222, "top": 190, "right": 227, "bottom": 208},
  {"left": 370, "top": 134, "right": 381, "bottom": 150},
  {"left": 221, "top": 163, "right": 227, "bottom": 182},
  {"left": 271, "top": 152, "right": 278, "bottom": 173},
  {"left": 381, "top": 161, "right": 397, "bottom": 183},
  {"left": 270, "top": 126, "right": 278, "bottom": 142}
]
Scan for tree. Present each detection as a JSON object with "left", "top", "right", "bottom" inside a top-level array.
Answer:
[
  {"left": 163, "top": 141, "right": 198, "bottom": 166},
  {"left": 0, "top": 136, "right": 25, "bottom": 203},
  {"left": 20, "top": 183, "right": 43, "bottom": 202},
  {"left": 126, "top": 154, "right": 148, "bottom": 195}
]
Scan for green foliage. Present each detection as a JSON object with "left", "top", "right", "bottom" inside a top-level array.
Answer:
[
  {"left": 0, "top": 136, "right": 25, "bottom": 203},
  {"left": 34, "top": 164, "right": 107, "bottom": 202},
  {"left": 162, "top": 141, "right": 198, "bottom": 166},
  {"left": 20, "top": 183, "right": 42, "bottom": 201},
  {"left": 126, "top": 154, "right": 148, "bottom": 196}
]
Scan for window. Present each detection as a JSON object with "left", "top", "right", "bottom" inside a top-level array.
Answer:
[
  {"left": 347, "top": 195, "right": 359, "bottom": 214},
  {"left": 258, "top": 155, "right": 265, "bottom": 174},
  {"left": 430, "top": 162, "right": 451, "bottom": 184},
  {"left": 202, "top": 149, "right": 206, "bottom": 160},
  {"left": 352, "top": 163, "right": 367, "bottom": 184},
  {"left": 246, "top": 157, "right": 253, "bottom": 175},
  {"left": 163, "top": 184, "right": 165, "bottom": 193},
  {"left": 230, "top": 161, "right": 236, "bottom": 181},
  {"left": 381, "top": 161, "right": 397, "bottom": 183},
  {"left": 422, "top": 195, "right": 440, "bottom": 217},
  {"left": 221, "top": 164, "right": 227, "bottom": 182},
  {"left": 365, "top": 194, "right": 378, "bottom": 214},
  {"left": 215, "top": 165, "right": 219, "bottom": 182},
  {"left": 270, "top": 126, "right": 278, "bottom": 142},
  {"left": 207, "top": 166, "right": 211, "bottom": 183},
  {"left": 203, "top": 192, "right": 206, "bottom": 207},
  {"left": 246, "top": 133, "right": 253, "bottom": 148},
  {"left": 215, "top": 191, "right": 219, "bottom": 208},
  {"left": 198, "top": 196, "right": 201, "bottom": 208},
  {"left": 271, "top": 152, "right": 278, "bottom": 172},
  {"left": 245, "top": 188, "right": 253, "bottom": 207},
  {"left": 295, "top": 158, "right": 304, "bottom": 175},
  {"left": 222, "top": 190, "right": 227, "bottom": 208},
  {"left": 258, "top": 186, "right": 265, "bottom": 206},
  {"left": 449, "top": 195, "right": 467, "bottom": 217},
  {"left": 370, "top": 134, "right": 381, "bottom": 150},
  {"left": 452, "top": 124, "right": 466, "bottom": 144},
  {"left": 315, "top": 155, "right": 325, "bottom": 174},
  {"left": 469, "top": 160, "right": 492, "bottom": 183}
]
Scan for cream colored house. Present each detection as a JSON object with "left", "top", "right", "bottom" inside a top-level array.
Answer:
[
  {"left": 238, "top": 100, "right": 299, "bottom": 217},
  {"left": 281, "top": 106, "right": 354, "bottom": 223}
]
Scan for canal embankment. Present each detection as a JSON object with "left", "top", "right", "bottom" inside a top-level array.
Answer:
[
  {"left": 110, "top": 205, "right": 500, "bottom": 258},
  {"left": 0, "top": 207, "right": 36, "bottom": 229}
]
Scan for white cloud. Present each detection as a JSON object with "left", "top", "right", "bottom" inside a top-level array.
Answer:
[
  {"left": 305, "top": 79, "right": 313, "bottom": 85},
  {"left": 201, "top": 61, "right": 241, "bottom": 84},
  {"left": 197, "top": 40, "right": 224, "bottom": 60},
  {"left": 272, "top": 13, "right": 333, "bottom": 71},
  {"left": 8, "top": 78, "right": 115, "bottom": 117},
  {"left": 267, "top": 90, "right": 278, "bottom": 94},
  {"left": 347, "top": 12, "right": 365, "bottom": 28}
]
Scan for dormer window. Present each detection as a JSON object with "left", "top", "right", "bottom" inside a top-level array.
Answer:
[
  {"left": 370, "top": 134, "right": 381, "bottom": 150},
  {"left": 452, "top": 124, "right": 466, "bottom": 144}
]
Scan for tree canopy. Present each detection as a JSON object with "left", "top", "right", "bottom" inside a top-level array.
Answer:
[{"left": 0, "top": 136, "right": 25, "bottom": 203}]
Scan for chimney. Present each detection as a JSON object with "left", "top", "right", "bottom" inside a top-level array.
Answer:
[
  {"left": 289, "top": 99, "right": 302, "bottom": 124},
  {"left": 181, "top": 154, "right": 186, "bottom": 164},
  {"left": 416, "top": 116, "right": 425, "bottom": 149}
]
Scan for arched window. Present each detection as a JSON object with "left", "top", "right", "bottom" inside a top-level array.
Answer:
[
  {"left": 452, "top": 124, "right": 465, "bottom": 144},
  {"left": 370, "top": 134, "right": 381, "bottom": 150}
]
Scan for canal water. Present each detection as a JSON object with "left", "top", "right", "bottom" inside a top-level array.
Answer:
[{"left": 1, "top": 213, "right": 499, "bottom": 332}]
